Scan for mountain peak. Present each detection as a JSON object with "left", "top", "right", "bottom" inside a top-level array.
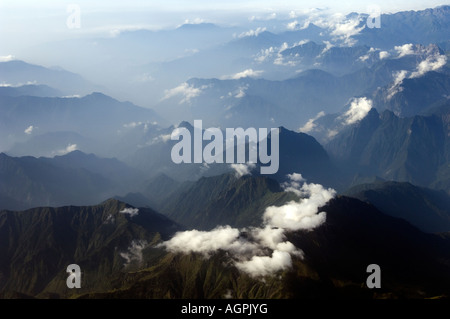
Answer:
[
  {"left": 177, "top": 121, "right": 194, "bottom": 130},
  {"left": 177, "top": 23, "right": 218, "bottom": 30}
]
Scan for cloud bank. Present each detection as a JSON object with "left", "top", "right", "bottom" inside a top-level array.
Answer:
[{"left": 160, "top": 173, "right": 336, "bottom": 278}]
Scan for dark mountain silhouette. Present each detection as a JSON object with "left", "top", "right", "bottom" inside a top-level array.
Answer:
[
  {"left": 344, "top": 181, "right": 450, "bottom": 233},
  {"left": 0, "top": 199, "right": 180, "bottom": 298}
]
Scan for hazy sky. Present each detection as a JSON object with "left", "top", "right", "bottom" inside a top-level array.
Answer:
[{"left": 0, "top": 0, "right": 448, "bottom": 56}]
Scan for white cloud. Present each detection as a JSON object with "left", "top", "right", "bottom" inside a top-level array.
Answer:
[
  {"left": 330, "top": 17, "right": 365, "bottom": 46},
  {"left": 0, "top": 55, "right": 15, "bottom": 62},
  {"left": 287, "top": 20, "right": 300, "bottom": 30},
  {"left": 387, "top": 45, "right": 447, "bottom": 98},
  {"left": 379, "top": 51, "right": 390, "bottom": 60},
  {"left": 238, "top": 27, "right": 266, "bottom": 38},
  {"left": 183, "top": 18, "right": 205, "bottom": 25},
  {"left": 103, "top": 214, "right": 115, "bottom": 225},
  {"left": 274, "top": 42, "right": 296, "bottom": 66},
  {"left": 255, "top": 46, "right": 276, "bottom": 63},
  {"left": 231, "top": 163, "right": 256, "bottom": 178},
  {"left": 134, "top": 73, "right": 154, "bottom": 83},
  {"left": 410, "top": 54, "right": 447, "bottom": 78},
  {"left": 160, "top": 174, "right": 335, "bottom": 278},
  {"left": 340, "top": 97, "right": 372, "bottom": 125},
  {"left": 123, "top": 121, "right": 143, "bottom": 129},
  {"left": 264, "top": 176, "right": 335, "bottom": 231},
  {"left": 161, "top": 82, "right": 205, "bottom": 104},
  {"left": 320, "top": 41, "right": 334, "bottom": 55},
  {"left": 235, "top": 85, "right": 249, "bottom": 98},
  {"left": 395, "top": 44, "right": 414, "bottom": 58},
  {"left": 327, "top": 129, "right": 339, "bottom": 139},
  {"left": 162, "top": 226, "right": 259, "bottom": 256},
  {"left": 299, "top": 111, "right": 325, "bottom": 133},
  {"left": 120, "top": 207, "right": 139, "bottom": 217},
  {"left": 53, "top": 143, "right": 77, "bottom": 156},
  {"left": 223, "top": 289, "right": 233, "bottom": 299},
  {"left": 359, "top": 54, "right": 370, "bottom": 62},
  {"left": 387, "top": 70, "right": 408, "bottom": 100},
  {"left": 159, "top": 133, "right": 172, "bottom": 143},
  {"left": 235, "top": 250, "right": 293, "bottom": 277},
  {"left": 120, "top": 240, "right": 148, "bottom": 267},
  {"left": 24, "top": 125, "right": 34, "bottom": 135},
  {"left": 222, "top": 69, "right": 263, "bottom": 80}
]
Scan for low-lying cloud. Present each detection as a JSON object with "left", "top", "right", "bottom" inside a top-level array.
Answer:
[
  {"left": 299, "top": 111, "right": 325, "bottom": 133},
  {"left": 340, "top": 97, "right": 372, "bottom": 125},
  {"left": 120, "top": 240, "right": 148, "bottom": 267},
  {"left": 24, "top": 125, "right": 35, "bottom": 135},
  {"left": 160, "top": 173, "right": 336, "bottom": 278},
  {"left": 237, "top": 27, "right": 267, "bottom": 38},
  {"left": 231, "top": 163, "right": 256, "bottom": 178},
  {"left": 120, "top": 207, "right": 139, "bottom": 217},
  {"left": 387, "top": 44, "right": 447, "bottom": 99},
  {"left": 222, "top": 69, "right": 263, "bottom": 80},
  {"left": 395, "top": 43, "right": 414, "bottom": 58},
  {"left": 162, "top": 82, "right": 206, "bottom": 104},
  {"left": 410, "top": 53, "right": 447, "bottom": 78},
  {"left": 53, "top": 143, "right": 77, "bottom": 156},
  {"left": 0, "top": 55, "right": 15, "bottom": 62}
]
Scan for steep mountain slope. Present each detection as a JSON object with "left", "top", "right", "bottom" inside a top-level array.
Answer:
[
  {"left": 0, "top": 199, "right": 181, "bottom": 298},
  {"left": 355, "top": 5, "right": 450, "bottom": 49},
  {"left": 161, "top": 174, "right": 297, "bottom": 230},
  {"left": 326, "top": 108, "right": 449, "bottom": 191},
  {"left": 126, "top": 123, "right": 338, "bottom": 187},
  {"left": 344, "top": 181, "right": 450, "bottom": 233},
  {"left": 80, "top": 197, "right": 450, "bottom": 299},
  {"left": 372, "top": 70, "right": 450, "bottom": 117}
]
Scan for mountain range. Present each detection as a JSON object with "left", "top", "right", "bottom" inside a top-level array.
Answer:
[
  {"left": 325, "top": 107, "right": 450, "bottom": 192},
  {"left": 1, "top": 193, "right": 449, "bottom": 299},
  {"left": 1, "top": 4, "right": 450, "bottom": 300}
]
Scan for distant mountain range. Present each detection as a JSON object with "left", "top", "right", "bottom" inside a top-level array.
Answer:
[
  {"left": 0, "top": 91, "right": 165, "bottom": 155},
  {"left": 156, "top": 51, "right": 449, "bottom": 128},
  {"left": 0, "top": 151, "right": 143, "bottom": 210},
  {"left": 1, "top": 4, "right": 450, "bottom": 300},
  {"left": 325, "top": 107, "right": 450, "bottom": 192},
  {"left": 0, "top": 60, "right": 98, "bottom": 96}
]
